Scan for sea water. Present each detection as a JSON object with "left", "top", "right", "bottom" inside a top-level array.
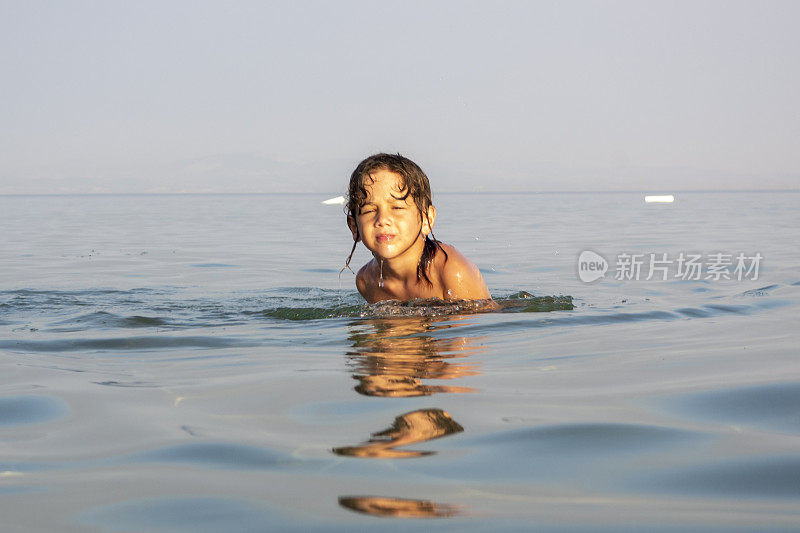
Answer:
[{"left": 1, "top": 191, "right": 799, "bottom": 531}]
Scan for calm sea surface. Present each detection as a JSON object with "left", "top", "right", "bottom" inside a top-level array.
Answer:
[{"left": 1, "top": 191, "right": 799, "bottom": 531}]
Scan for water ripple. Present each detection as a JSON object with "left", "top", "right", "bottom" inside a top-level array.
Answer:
[
  {"left": 664, "top": 381, "right": 800, "bottom": 435},
  {"left": 406, "top": 422, "right": 707, "bottom": 484},
  {"left": 0, "top": 336, "right": 257, "bottom": 353},
  {"left": 641, "top": 456, "right": 800, "bottom": 499},
  {"left": 0, "top": 395, "right": 68, "bottom": 427},
  {"left": 80, "top": 497, "right": 292, "bottom": 533},
  {"left": 462, "top": 422, "right": 698, "bottom": 454},
  {"left": 126, "top": 442, "right": 296, "bottom": 470},
  {"left": 48, "top": 311, "right": 172, "bottom": 330}
]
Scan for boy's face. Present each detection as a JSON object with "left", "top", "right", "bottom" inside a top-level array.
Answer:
[{"left": 347, "top": 169, "right": 434, "bottom": 262}]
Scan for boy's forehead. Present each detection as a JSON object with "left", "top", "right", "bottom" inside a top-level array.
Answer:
[{"left": 363, "top": 170, "right": 408, "bottom": 197}]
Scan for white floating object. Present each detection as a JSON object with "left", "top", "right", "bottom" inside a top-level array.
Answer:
[
  {"left": 322, "top": 195, "right": 345, "bottom": 205},
  {"left": 644, "top": 195, "right": 674, "bottom": 203}
]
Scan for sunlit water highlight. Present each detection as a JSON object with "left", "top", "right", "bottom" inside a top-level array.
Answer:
[{"left": 1, "top": 192, "right": 799, "bottom": 531}]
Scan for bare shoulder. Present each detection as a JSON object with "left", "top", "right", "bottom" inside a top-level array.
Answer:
[
  {"left": 355, "top": 260, "right": 379, "bottom": 302},
  {"left": 435, "top": 243, "right": 492, "bottom": 300}
]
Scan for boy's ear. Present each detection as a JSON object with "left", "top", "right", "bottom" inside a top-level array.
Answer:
[
  {"left": 422, "top": 205, "right": 436, "bottom": 236},
  {"left": 347, "top": 216, "right": 360, "bottom": 242}
]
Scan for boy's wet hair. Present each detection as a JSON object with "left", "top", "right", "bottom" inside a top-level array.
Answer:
[{"left": 345, "top": 153, "right": 447, "bottom": 285}]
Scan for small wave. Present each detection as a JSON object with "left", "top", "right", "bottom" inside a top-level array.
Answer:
[
  {"left": 0, "top": 335, "right": 256, "bottom": 353},
  {"left": 92, "top": 380, "right": 159, "bottom": 388},
  {"left": 462, "top": 422, "right": 699, "bottom": 454},
  {"left": 251, "top": 305, "right": 363, "bottom": 321},
  {"left": 48, "top": 311, "right": 171, "bottom": 330},
  {"left": 451, "top": 310, "right": 680, "bottom": 334},
  {"left": 663, "top": 381, "right": 800, "bottom": 435},
  {"left": 403, "top": 422, "right": 706, "bottom": 484},
  {"left": 80, "top": 497, "right": 289, "bottom": 532},
  {"left": 640, "top": 456, "right": 800, "bottom": 499},
  {"left": 0, "top": 288, "right": 158, "bottom": 307},
  {"left": 361, "top": 293, "right": 573, "bottom": 318},
  {"left": 675, "top": 307, "right": 712, "bottom": 318},
  {"left": 0, "top": 395, "right": 69, "bottom": 427},
  {"left": 363, "top": 298, "right": 497, "bottom": 318},
  {"left": 741, "top": 284, "right": 780, "bottom": 297},
  {"left": 704, "top": 303, "right": 751, "bottom": 314},
  {"left": 7, "top": 284, "right": 785, "bottom": 328},
  {"left": 1, "top": 287, "right": 575, "bottom": 326},
  {"left": 125, "top": 442, "right": 296, "bottom": 470},
  {"left": 497, "top": 292, "right": 575, "bottom": 312}
]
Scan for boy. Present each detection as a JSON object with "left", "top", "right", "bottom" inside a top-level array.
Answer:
[{"left": 344, "top": 153, "right": 492, "bottom": 304}]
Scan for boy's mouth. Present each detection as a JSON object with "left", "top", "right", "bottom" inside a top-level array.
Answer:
[{"left": 376, "top": 234, "right": 395, "bottom": 243}]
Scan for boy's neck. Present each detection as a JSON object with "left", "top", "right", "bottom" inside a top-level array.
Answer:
[{"left": 373, "top": 239, "right": 426, "bottom": 284}]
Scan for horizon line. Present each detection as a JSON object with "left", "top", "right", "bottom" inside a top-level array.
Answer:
[{"left": 1, "top": 188, "right": 799, "bottom": 197}]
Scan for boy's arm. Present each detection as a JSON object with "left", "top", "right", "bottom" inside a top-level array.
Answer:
[{"left": 439, "top": 245, "right": 492, "bottom": 301}]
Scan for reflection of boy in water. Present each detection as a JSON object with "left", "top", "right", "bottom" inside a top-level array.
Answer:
[
  {"left": 339, "top": 495, "right": 460, "bottom": 518},
  {"left": 354, "top": 374, "right": 473, "bottom": 397},
  {"left": 336, "top": 318, "right": 472, "bottom": 458},
  {"left": 332, "top": 408, "right": 463, "bottom": 458},
  {"left": 347, "top": 317, "right": 482, "bottom": 397}
]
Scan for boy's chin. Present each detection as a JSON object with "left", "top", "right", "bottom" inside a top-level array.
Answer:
[
  {"left": 367, "top": 243, "right": 394, "bottom": 255},
  {"left": 370, "top": 250, "right": 399, "bottom": 262}
]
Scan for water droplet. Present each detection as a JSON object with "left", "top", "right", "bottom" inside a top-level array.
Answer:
[
  {"left": 337, "top": 270, "right": 343, "bottom": 305},
  {"left": 378, "top": 259, "right": 384, "bottom": 288}
]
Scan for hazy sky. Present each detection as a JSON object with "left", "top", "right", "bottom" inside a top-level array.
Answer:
[{"left": 1, "top": 0, "right": 798, "bottom": 193}]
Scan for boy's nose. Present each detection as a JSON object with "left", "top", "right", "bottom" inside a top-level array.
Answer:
[{"left": 376, "top": 209, "right": 392, "bottom": 226}]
